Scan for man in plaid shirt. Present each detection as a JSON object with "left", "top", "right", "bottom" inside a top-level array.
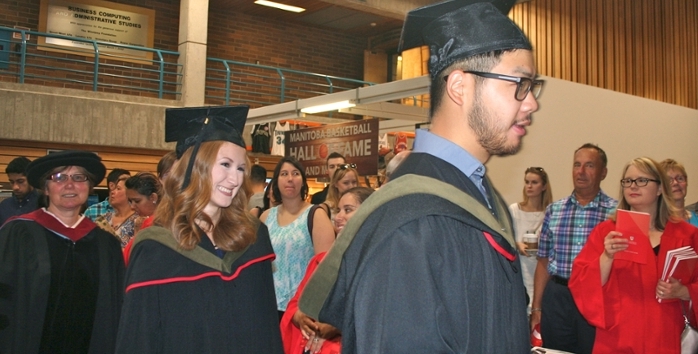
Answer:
[{"left": 530, "top": 143, "right": 617, "bottom": 354}]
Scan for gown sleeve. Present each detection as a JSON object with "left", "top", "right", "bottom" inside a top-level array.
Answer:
[
  {"left": 280, "top": 253, "right": 327, "bottom": 354},
  {"left": 114, "top": 240, "right": 163, "bottom": 353},
  {"left": 683, "top": 224, "right": 698, "bottom": 324},
  {"left": 569, "top": 220, "right": 618, "bottom": 330}
]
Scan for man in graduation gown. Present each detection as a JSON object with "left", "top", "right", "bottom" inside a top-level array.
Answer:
[
  {"left": 298, "top": 0, "right": 544, "bottom": 352},
  {"left": 0, "top": 150, "right": 124, "bottom": 354}
]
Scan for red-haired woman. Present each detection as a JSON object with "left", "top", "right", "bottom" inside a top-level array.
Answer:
[{"left": 115, "top": 106, "right": 282, "bottom": 353}]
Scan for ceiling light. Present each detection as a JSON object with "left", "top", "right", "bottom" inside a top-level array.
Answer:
[
  {"left": 254, "top": 0, "right": 305, "bottom": 13},
  {"left": 300, "top": 100, "right": 355, "bottom": 114}
]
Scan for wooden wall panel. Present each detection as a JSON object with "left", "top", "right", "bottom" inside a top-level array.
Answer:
[
  {"left": 0, "top": 139, "right": 170, "bottom": 189},
  {"left": 512, "top": 0, "right": 698, "bottom": 109}
]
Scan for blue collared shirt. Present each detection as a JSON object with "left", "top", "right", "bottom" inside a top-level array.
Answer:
[
  {"left": 412, "top": 129, "right": 490, "bottom": 205},
  {"left": 0, "top": 189, "right": 40, "bottom": 225}
]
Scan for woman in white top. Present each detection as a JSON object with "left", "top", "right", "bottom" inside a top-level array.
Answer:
[
  {"left": 260, "top": 156, "right": 335, "bottom": 317},
  {"left": 508, "top": 167, "right": 553, "bottom": 308}
]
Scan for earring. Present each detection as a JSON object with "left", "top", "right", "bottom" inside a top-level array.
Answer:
[{"left": 153, "top": 201, "right": 156, "bottom": 204}]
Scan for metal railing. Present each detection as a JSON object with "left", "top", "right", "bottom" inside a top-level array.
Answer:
[
  {"left": 0, "top": 26, "right": 181, "bottom": 99},
  {"left": 205, "top": 58, "right": 375, "bottom": 107},
  {"left": 0, "top": 27, "right": 428, "bottom": 109}
]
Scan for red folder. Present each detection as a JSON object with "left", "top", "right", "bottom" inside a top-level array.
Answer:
[
  {"left": 662, "top": 246, "right": 698, "bottom": 283},
  {"left": 613, "top": 210, "right": 651, "bottom": 264},
  {"left": 659, "top": 246, "right": 698, "bottom": 303}
]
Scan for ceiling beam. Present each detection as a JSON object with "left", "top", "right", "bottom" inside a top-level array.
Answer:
[
  {"left": 247, "top": 75, "right": 430, "bottom": 125},
  {"left": 340, "top": 102, "right": 428, "bottom": 121}
]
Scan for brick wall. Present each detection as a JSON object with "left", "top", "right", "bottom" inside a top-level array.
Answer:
[{"left": 0, "top": 0, "right": 368, "bottom": 105}]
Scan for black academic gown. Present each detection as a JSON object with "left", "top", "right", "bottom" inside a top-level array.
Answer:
[
  {"left": 311, "top": 186, "right": 329, "bottom": 204},
  {"left": 115, "top": 223, "right": 283, "bottom": 354},
  {"left": 0, "top": 209, "right": 125, "bottom": 354},
  {"left": 310, "top": 153, "right": 530, "bottom": 353}
]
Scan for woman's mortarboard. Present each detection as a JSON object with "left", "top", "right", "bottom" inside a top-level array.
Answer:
[
  {"left": 398, "top": 0, "right": 531, "bottom": 79},
  {"left": 165, "top": 105, "right": 249, "bottom": 190},
  {"left": 26, "top": 150, "right": 106, "bottom": 189}
]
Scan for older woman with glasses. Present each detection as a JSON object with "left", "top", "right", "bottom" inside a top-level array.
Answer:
[
  {"left": 660, "top": 158, "right": 698, "bottom": 227},
  {"left": 569, "top": 157, "right": 698, "bottom": 353},
  {"left": 0, "top": 150, "right": 124, "bottom": 354}
]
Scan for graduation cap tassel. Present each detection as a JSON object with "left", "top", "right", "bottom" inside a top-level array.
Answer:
[{"left": 181, "top": 117, "right": 209, "bottom": 191}]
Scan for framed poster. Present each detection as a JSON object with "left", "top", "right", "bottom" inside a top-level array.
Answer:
[
  {"left": 38, "top": 0, "right": 155, "bottom": 63},
  {"left": 285, "top": 119, "right": 379, "bottom": 178}
]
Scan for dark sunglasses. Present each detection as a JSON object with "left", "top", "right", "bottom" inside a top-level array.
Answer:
[{"left": 337, "top": 163, "right": 357, "bottom": 170}]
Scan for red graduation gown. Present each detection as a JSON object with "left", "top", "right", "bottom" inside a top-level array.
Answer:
[
  {"left": 280, "top": 252, "right": 341, "bottom": 354},
  {"left": 570, "top": 219, "right": 698, "bottom": 353}
]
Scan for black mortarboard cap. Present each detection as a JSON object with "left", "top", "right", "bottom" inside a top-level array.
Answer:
[
  {"left": 26, "top": 150, "right": 106, "bottom": 189},
  {"left": 399, "top": 0, "right": 531, "bottom": 79},
  {"left": 165, "top": 105, "right": 249, "bottom": 189}
]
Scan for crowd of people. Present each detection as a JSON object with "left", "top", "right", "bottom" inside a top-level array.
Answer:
[{"left": 1, "top": 0, "right": 698, "bottom": 353}]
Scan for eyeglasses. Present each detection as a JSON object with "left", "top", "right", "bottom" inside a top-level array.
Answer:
[
  {"left": 668, "top": 175, "right": 687, "bottom": 184},
  {"left": 337, "top": 163, "right": 357, "bottom": 170},
  {"left": 47, "top": 173, "right": 89, "bottom": 183},
  {"left": 620, "top": 177, "right": 659, "bottom": 188},
  {"left": 457, "top": 71, "right": 544, "bottom": 101}
]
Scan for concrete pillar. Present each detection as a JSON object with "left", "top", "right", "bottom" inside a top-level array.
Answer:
[{"left": 178, "top": 0, "right": 209, "bottom": 106}]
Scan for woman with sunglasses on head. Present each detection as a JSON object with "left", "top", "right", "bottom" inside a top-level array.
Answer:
[
  {"left": 569, "top": 157, "right": 698, "bottom": 353},
  {"left": 115, "top": 106, "right": 282, "bottom": 353},
  {"left": 0, "top": 150, "right": 125, "bottom": 354},
  {"left": 509, "top": 167, "right": 553, "bottom": 308},
  {"left": 260, "top": 157, "right": 335, "bottom": 320},
  {"left": 281, "top": 186, "right": 374, "bottom": 354},
  {"left": 660, "top": 159, "right": 698, "bottom": 227},
  {"left": 321, "top": 163, "right": 360, "bottom": 221}
]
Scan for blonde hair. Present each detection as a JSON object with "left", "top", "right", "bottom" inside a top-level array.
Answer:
[
  {"left": 326, "top": 166, "right": 359, "bottom": 209},
  {"left": 520, "top": 167, "right": 553, "bottom": 210},
  {"left": 659, "top": 158, "right": 688, "bottom": 179},
  {"left": 612, "top": 157, "right": 682, "bottom": 230},
  {"left": 154, "top": 141, "right": 256, "bottom": 251}
]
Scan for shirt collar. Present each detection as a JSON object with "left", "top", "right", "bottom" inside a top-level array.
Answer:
[
  {"left": 412, "top": 129, "right": 485, "bottom": 179},
  {"left": 14, "top": 188, "right": 38, "bottom": 203},
  {"left": 568, "top": 189, "right": 614, "bottom": 208}
]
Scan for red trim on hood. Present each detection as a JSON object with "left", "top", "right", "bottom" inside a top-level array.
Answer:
[
  {"left": 483, "top": 231, "right": 516, "bottom": 261},
  {"left": 125, "top": 253, "right": 275, "bottom": 293}
]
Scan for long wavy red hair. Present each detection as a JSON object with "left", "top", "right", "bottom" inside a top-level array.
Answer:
[{"left": 154, "top": 141, "right": 256, "bottom": 251}]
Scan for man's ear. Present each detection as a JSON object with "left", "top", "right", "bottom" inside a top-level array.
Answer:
[{"left": 445, "top": 70, "right": 474, "bottom": 107}]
